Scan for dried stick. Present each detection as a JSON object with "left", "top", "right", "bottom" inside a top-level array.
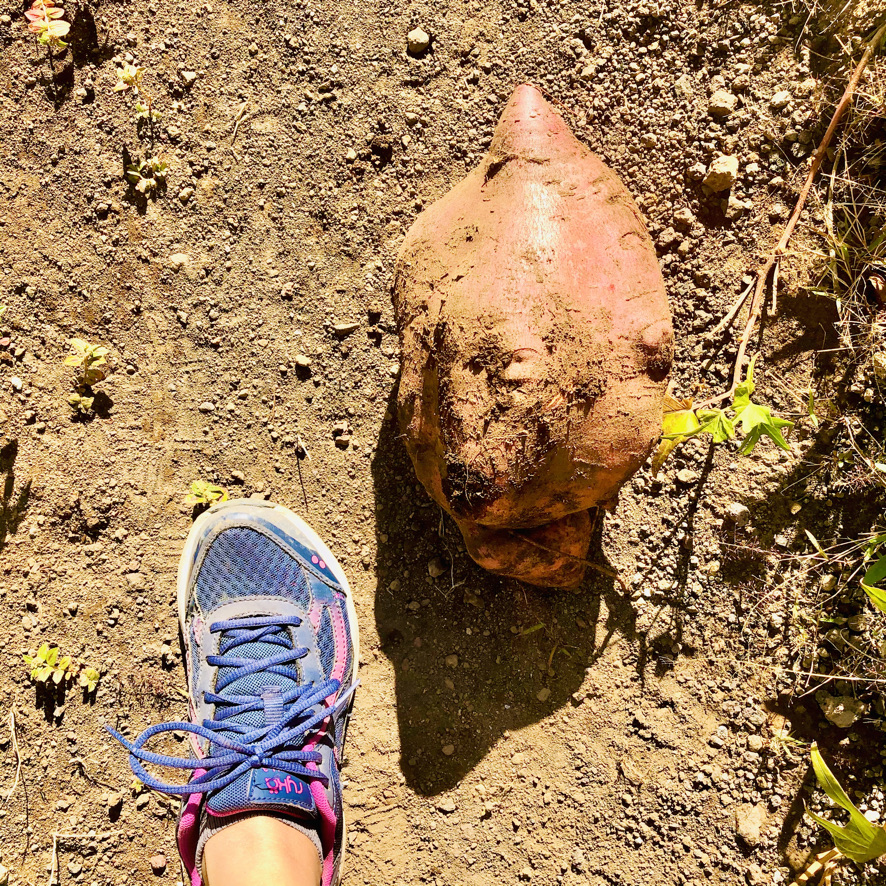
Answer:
[{"left": 725, "top": 20, "right": 886, "bottom": 392}]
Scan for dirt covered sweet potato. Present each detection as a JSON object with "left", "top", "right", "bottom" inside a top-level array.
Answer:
[{"left": 393, "top": 83, "right": 673, "bottom": 587}]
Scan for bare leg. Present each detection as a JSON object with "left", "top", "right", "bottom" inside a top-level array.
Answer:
[{"left": 202, "top": 815, "right": 322, "bottom": 886}]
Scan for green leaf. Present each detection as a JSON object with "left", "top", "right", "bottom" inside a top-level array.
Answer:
[
  {"left": 808, "top": 743, "right": 886, "bottom": 863},
  {"left": 45, "top": 645, "right": 59, "bottom": 666},
  {"left": 37, "top": 642, "right": 51, "bottom": 663},
  {"left": 653, "top": 395, "right": 701, "bottom": 475},
  {"left": 37, "top": 666, "right": 53, "bottom": 682},
  {"left": 734, "top": 402, "right": 794, "bottom": 454},
  {"left": 861, "top": 557, "right": 886, "bottom": 614},
  {"left": 697, "top": 409, "right": 735, "bottom": 444},
  {"left": 52, "top": 668, "right": 64, "bottom": 684}
]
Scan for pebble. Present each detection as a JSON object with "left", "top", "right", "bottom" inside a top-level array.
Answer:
[
  {"left": 734, "top": 802, "right": 766, "bottom": 847},
  {"left": 9, "top": 376, "right": 22, "bottom": 392},
  {"left": 537, "top": 687, "right": 551, "bottom": 702},
  {"left": 427, "top": 557, "right": 446, "bottom": 578},
  {"left": 107, "top": 792, "right": 123, "bottom": 812},
  {"left": 178, "top": 187, "right": 194, "bottom": 204},
  {"left": 437, "top": 798, "right": 456, "bottom": 813},
  {"left": 819, "top": 574, "right": 837, "bottom": 591},
  {"left": 345, "top": 147, "right": 357, "bottom": 162},
  {"left": 294, "top": 354, "right": 312, "bottom": 368},
  {"left": 441, "top": 744, "right": 455, "bottom": 756},
  {"left": 769, "top": 90, "right": 791, "bottom": 110},
  {"left": 333, "top": 322, "right": 359, "bottom": 336},
  {"left": 708, "top": 89, "right": 737, "bottom": 117},
  {"left": 676, "top": 469, "right": 697, "bottom": 484},
  {"left": 198, "top": 401, "right": 215, "bottom": 413},
  {"left": 407, "top": 27, "right": 430, "bottom": 55},
  {"left": 180, "top": 70, "right": 198, "bottom": 87},
  {"left": 703, "top": 155, "right": 739, "bottom": 192},
  {"left": 168, "top": 253, "right": 191, "bottom": 271},
  {"left": 726, "top": 502, "right": 750, "bottom": 526},
  {"left": 445, "top": 654, "right": 458, "bottom": 668},
  {"left": 150, "top": 854, "right": 167, "bottom": 874}
]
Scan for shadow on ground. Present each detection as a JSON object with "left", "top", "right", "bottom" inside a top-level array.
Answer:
[{"left": 370, "top": 397, "right": 639, "bottom": 796}]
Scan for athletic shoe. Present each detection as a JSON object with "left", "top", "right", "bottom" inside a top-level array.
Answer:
[{"left": 107, "top": 498, "right": 359, "bottom": 886}]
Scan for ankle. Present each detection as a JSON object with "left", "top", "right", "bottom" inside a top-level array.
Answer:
[{"left": 201, "top": 814, "right": 322, "bottom": 886}]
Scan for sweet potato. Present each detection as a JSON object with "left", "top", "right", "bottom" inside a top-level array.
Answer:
[{"left": 393, "top": 84, "right": 673, "bottom": 587}]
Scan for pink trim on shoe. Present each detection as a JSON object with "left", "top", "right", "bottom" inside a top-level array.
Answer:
[
  {"left": 309, "top": 777, "right": 338, "bottom": 886},
  {"left": 177, "top": 770, "right": 208, "bottom": 886}
]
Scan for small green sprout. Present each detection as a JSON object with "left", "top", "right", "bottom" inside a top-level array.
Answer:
[
  {"left": 653, "top": 356, "right": 794, "bottom": 474},
  {"left": 114, "top": 63, "right": 143, "bottom": 92},
  {"left": 79, "top": 666, "right": 101, "bottom": 693},
  {"left": 67, "top": 392, "right": 95, "bottom": 414},
  {"left": 125, "top": 155, "right": 168, "bottom": 195},
  {"left": 25, "top": 0, "right": 69, "bottom": 50},
  {"left": 185, "top": 481, "right": 229, "bottom": 507},
  {"left": 64, "top": 338, "right": 109, "bottom": 385},
  {"left": 23, "top": 643, "right": 72, "bottom": 685},
  {"left": 135, "top": 101, "right": 162, "bottom": 126},
  {"left": 806, "top": 742, "right": 886, "bottom": 865}
]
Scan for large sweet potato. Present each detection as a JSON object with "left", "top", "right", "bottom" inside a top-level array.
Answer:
[{"left": 393, "top": 84, "right": 673, "bottom": 587}]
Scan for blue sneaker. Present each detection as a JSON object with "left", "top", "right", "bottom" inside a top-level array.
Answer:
[{"left": 108, "top": 499, "right": 359, "bottom": 886}]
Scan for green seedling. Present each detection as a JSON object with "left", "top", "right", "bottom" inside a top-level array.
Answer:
[
  {"left": 792, "top": 743, "right": 886, "bottom": 886},
  {"left": 79, "top": 666, "right": 101, "bottom": 693},
  {"left": 67, "top": 392, "right": 95, "bottom": 414},
  {"left": 859, "top": 535, "right": 886, "bottom": 614},
  {"left": 25, "top": 0, "right": 69, "bottom": 50},
  {"left": 64, "top": 338, "right": 108, "bottom": 386},
  {"left": 115, "top": 64, "right": 161, "bottom": 127},
  {"left": 185, "top": 481, "right": 229, "bottom": 507},
  {"left": 23, "top": 643, "right": 72, "bottom": 685},
  {"left": 125, "top": 155, "right": 168, "bottom": 195},
  {"left": 653, "top": 356, "right": 794, "bottom": 474}
]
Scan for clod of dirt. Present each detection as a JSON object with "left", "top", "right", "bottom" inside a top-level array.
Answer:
[
  {"left": 703, "top": 155, "right": 739, "bottom": 192},
  {"left": 735, "top": 802, "right": 767, "bottom": 847},
  {"left": 393, "top": 83, "right": 673, "bottom": 587},
  {"left": 817, "top": 693, "right": 866, "bottom": 728}
]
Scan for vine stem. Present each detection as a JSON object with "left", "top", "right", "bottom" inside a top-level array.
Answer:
[{"left": 719, "top": 20, "right": 886, "bottom": 394}]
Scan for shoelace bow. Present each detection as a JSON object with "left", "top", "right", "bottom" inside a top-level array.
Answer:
[{"left": 106, "top": 615, "right": 353, "bottom": 796}]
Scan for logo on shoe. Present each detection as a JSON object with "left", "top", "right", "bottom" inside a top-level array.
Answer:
[{"left": 248, "top": 767, "right": 316, "bottom": 811}]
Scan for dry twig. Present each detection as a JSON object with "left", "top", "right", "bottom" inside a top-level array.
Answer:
[{"left": 719, "top": 21, "right": 886, "bottom": 392}]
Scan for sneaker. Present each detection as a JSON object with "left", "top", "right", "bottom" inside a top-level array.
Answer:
[{"left": 107, "top": 499, "right": 359, "bottom": 886}]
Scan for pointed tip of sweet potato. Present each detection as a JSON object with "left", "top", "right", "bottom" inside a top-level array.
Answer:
[{"left": 487, "top": 82, "right": 575, "bottom": 164}]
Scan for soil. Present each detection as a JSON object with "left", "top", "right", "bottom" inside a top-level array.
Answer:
[{"left": 1, "top": 1, "right": 885, "bottom": 886}]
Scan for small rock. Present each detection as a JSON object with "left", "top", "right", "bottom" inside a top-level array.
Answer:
[
  {"left": 107, "top": 792, "right": 123, "bottom": 812},
  {"left": 150, "top": 854, "right": 167, "bottom": 875},
  {"left": 125, "top": 572, "right": 146, "bottom": 589},
  {"left": 708, "top": 89, "right": 737, "bottom": 117},
  {"left": 726, "top": 502, "right": 750, "bottom": 526},
  {"left": 445, "top": 654, "right": 459, "bottom": 668},
  {"left": 673, "top": 207, "right": 695, "bottom": 227},
  {"left": 332, "top": 321, "right": 360, "bottom": 336},
  {"left": 537, "top": 687, "right": 551, "bottom": 702},
  {"left": 180, "top": 70, "right": 198, "bottom": 87},
  {"left": 9, "top": 376, "right": 22, "bottom": 392},
  {"left": 428, "top": 557, "right": 446, "bottom": 578},
  {"left": 407, "top": 27, "right": 430, "bottom": 55},
  {"left": 67, "top": 861, "right": 83, "bottom": 876},
  {"left": 248, "top": 42, "right": 258, "bottom": 56},
  {"left": 294, "top": 354, "right": 312, "bottom": 368},
  {"left": 726, "top": 194, "right": 748, "bottom": 221},
  {"left": 345, "top": 147, "right": 357, "bottom": 162},
  {"left": 198, "top": 401, "right": 216, "bottom": 413},
  {"left": 873, "top": 352, "right": 886, "bottom": 382},
  {"left": 674, "top": 73, "right": 693, "bottom": 98},
  {"left": 136, "top": 794, "right": 151, "bottom": 810},
  {"left": 168, "top": 252, "right": 191, "bottom": 271},
  {"left": 747, "top": 734, "right": 764, "bottom": 752},
  {"left": 580, "top": 64, "right": 596, "bottom": 81},
  {"left": 571, "top": 849, "right": 586, "bottom": 874},
  {"left": 178, "top": 187, "right": 194, "bottom": 204},
  {"left": 441, "top": 743, "right": 455, "bottom": 756},
  {"left": 676, "top": 469, "right": 697, "bottom": 485},
  {"left": 818, "top": 693, "right": 866, "bottom": 728},
  {"left": 437, "top": 798, "right": 456, "bottom": 813},
  {"left": 770, "top": 90, "right": 791, "bottom": 110},
  {"left": 704, "top": 155, "right": 739, "bottom": 192},
  {"left": 735, "top": 803, "right": 766, "bottom": 847},
  {"left": 820, "top": 574, "right": 838, "bottom": 591}
]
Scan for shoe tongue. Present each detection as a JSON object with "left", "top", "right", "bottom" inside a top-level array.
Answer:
[
  {"left": 204, "top": 628, "right": 319, "bottom": 818},
  {"left": 206, "top": 767, "right": 318, "bottom": 817}
]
